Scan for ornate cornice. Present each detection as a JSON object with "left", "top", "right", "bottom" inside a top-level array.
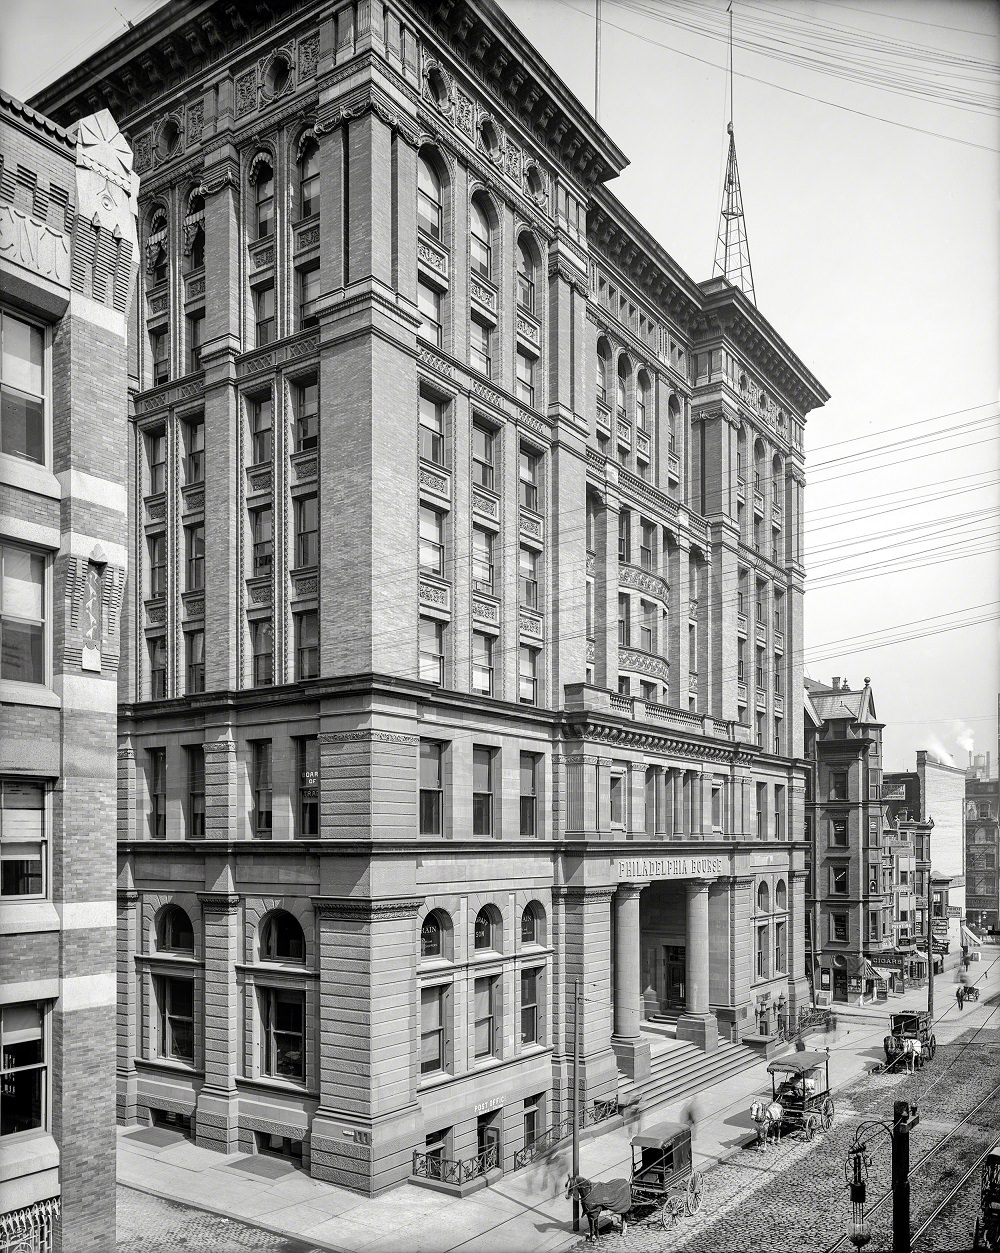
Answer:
[
  {"left": 198, "top": 892, "right": 240, "bottom": 912},
  {"left": 202, "top": 740, "right": 236, "bottom": 754},
  {"left": 117, "top": 890, "right": 140, "bottom": 905},
  {"left": 556, "top": 885, "right": 616, "bottom": 904},
  {"left": 312, "top": 896, "right": 424, "bottom": 921},
  {"left": 317, "top": 730, "right": 418, "bottom": 746},
  {"left": 560, "top": 717, "right": 740, "bottom": 764}
]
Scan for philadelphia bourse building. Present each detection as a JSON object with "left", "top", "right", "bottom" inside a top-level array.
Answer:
[{"left": 31, "top": 0, "right": 828, "bottom": 1197}]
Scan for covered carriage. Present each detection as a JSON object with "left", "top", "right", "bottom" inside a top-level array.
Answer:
[
  {"left": 629, "top": 1121, "right": 704, "bottom": 1228},
  {"left": 882, "top": 1010, "right": 936, "bottom": 1066},
  {"left": 973, "top": 1144, "right": 1000, "bottom": 1251},
  {"left": 764, "top": 1050, "right": 835, "bottom": 1141}
]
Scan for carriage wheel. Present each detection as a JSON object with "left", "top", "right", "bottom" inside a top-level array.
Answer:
[
  {"left": 883, "top": 1036, "right": 892, "bottom": 1062},
  {"left": 804, "top": 1114, "right": 818, "bottom": 1141},
  {"left": 972, "top": 1218, "right": 983, "bottom": 1250},
  {"left": 821, "top": 1098, "right": 834, "bottom": 1131},
  {"left": 686, "top": 1171, "right": 704, "bottom": 1216},
  {"left": 658, "top": 1198, "right": 678, "bottom": 1230},
  {"left": 928, "top": 1035, "right": 937, "bottom": 1060}
]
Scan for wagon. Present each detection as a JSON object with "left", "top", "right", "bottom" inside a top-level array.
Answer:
[
  {"left": 973, "top": 1144, "right": 1000, "bottom": 1251},
  {"left": 629, "top": 1121, "right": 704, "bottom": 1229},
  {"left": 961, "top": 973, "right": 981, "bottom": 1003},
  {"left": 882, "top": 1010, "right": 936, "bottom": 1067},
  {"left": 765, "top": 1051, "right": 835, "bottom": 1141}
]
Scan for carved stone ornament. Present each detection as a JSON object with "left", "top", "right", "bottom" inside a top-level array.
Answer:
[
  {"left": 312, "top": 896, "right": 424, "bottom": 920},
  {"left": 235, "top": 69, "right": 258, "bottom": 118},
  {"left": 198, "top": 893, "right": 240, "bottom": 912},
  {"left": 298, "top": 33, "right": 320, "bottom": 79},
  {"left": 186, "top": 100, "right": 205, "bottom": 144},
  {"left": 317, "top": 730, "right": 419, "bottom": 745},
  {"left": 419, "top": 466, "right": 448, "bottom": 496},
  {"left": 418, "top": 346, "right": 455, "bottom": 379}
]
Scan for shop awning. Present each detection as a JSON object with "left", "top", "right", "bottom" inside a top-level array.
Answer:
[
  {"left": 870, "top": 966, "right": 893, "bottom": 982},
  {"left": 962, "top": 924, "right": 982, "bottom": 947},
  {"left": 859, "top": 959, "right": 892, "bottom": 982}
]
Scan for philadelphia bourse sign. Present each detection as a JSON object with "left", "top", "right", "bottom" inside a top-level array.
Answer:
[{"left": 615, "top": 855, "right": 725, "bottom": 881}]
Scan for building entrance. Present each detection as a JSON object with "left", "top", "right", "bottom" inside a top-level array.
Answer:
[
  {"left": 833, "top": 970, "right": 848, "bottom": 1002},
  {"left": 476, "top": 1112, "right": 501, "bottom": 1170},
  {"left": 665, "top": 945, "right": 686, "bottom": 1009}
]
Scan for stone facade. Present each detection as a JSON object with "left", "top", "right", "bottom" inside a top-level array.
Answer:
[
  {"left": 0, "top": 96, "right": 137, "bottom": 1251},
  {"left": 32, "top": 0, "right": 826, "bottom": 1198}
]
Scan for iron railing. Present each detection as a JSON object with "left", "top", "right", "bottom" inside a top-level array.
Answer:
[
  {"left": 511, "top": 1098, "right": 619, "bottom": 1170},
  {"left": 412, "top": 1143, "right": 498, "bottom": 1185}
]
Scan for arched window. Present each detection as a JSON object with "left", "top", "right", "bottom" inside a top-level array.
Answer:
[
  {"left": 668, "top": 394, "right": 680, "bottom": 451},
  {"left": 149, "top": 207, "right": 168, "bottom": 286},
  {"left": 616, "top": 358, "right": 629, "bottom": 420},
  {"left": 516, "top": 237, "right": 535, "bottom": 313},
  {"left": 417, "top": 152, "right": 443, "bottom": 240},
  {"left": 521, "top": 902, "right": 544, "bottom": 945},
  {"left": 298, "top": 138, "right": 320, "bottom": 219},
  {"left": 184, "top": 191, "right": 205, "bottom": 271},
  {"left": 421, "top": 910, "right": 451, "bottom": 959},
  {"left": 260, "top": 911, "right": 305, "bottom": 962},
  {"left": 754, "top": 438, "right": 766, "bottom": 491},
  {"left": 757, "top": 881, "right": 770, "bottom": 914},
  {"left": 775, "top": 879, "right": 787, "bottom": 911},
  {"left": 251, "top": 159, "right": 274, "bottom": 240},
  {"left": 636, "top": 371, "right": 649, "bottom": 432},
  {"left": 474, "top": 905, "right": 500, "bottom": 952},
  {"left": 596, "top": 339, "right": 611, "bottom": 405},
  {"left": 470, "top": 196, "right": 492, "bottom": 280},
  {"left": 157, "top": 904, "right": 194, "bottom": 952},
  {"left": 772, "top": 454, "right": 783, "bottom": 503}
]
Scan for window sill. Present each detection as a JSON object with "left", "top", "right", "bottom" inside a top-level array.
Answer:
[
  {"left": 134, "top": 1056, "right": 202, "bottom": 1077},
  {"left": 0, "top": 1129, "right": 59, "bottom": 1184},
  {"left": 0, "top": 899, "right": 60, "bottom": 935},
  {"left": 0, "top": 455, "right": 59, "bottom": 501},
  {"left": 237, "top": 1073, "right": 311, "bottom": 1097},
  {"left": 417, "top": 1071, "right": 455, "bottom": 1092},
  {"left": 0, "top": 681, "right": 60, "bottom": 708}
]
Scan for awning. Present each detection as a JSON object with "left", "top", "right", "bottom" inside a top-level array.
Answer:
[
  {"left": 962, "top": 924, "right": 982, "bottom": 947},
  {"left": 871, "top": 966, "right": 893, "bottom": 982},
  {"left": 859, "top": 959, "right": 891, "bottom": 981}
]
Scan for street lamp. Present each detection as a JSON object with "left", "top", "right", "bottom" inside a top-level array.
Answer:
[{"left": 842, "top": 1101, "right": 919, "bottom": 1253}]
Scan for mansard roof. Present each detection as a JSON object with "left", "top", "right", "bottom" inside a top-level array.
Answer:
[{"left": 806, "top": 677, "right": 880, "bottom": 727}]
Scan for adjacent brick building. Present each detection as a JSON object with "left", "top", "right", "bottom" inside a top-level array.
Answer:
[
  {"left": 32, "top": 0, "right": 827, "bottom": 1196},
  {"left": 0, "top": 94, "right": 138, "bottom": 1252},
  {"left": 965, "top": 753, "right": 998, "bottom": 935}
]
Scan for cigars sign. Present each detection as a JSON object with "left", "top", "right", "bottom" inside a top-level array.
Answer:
[{"left": 616, "top": 856, "right": 724, "bottom": 881}]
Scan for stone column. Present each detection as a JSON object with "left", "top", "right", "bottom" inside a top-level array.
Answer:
[
  {"left": 560, "top": 886, "right": 620, "bottom": 1105},
  {"left": 672, "top": 768, "right": 684, "bottom": 836},
  {"left": 611, "top": 883, "right": 650, "bottom": 1080},
  {"left": 195, "top": 889, "right": 241, "bottom": 1152},
  {"left": 676, "top": 878, "right": 718, "bottom": 1051},
  {"left": 116, "top": 883, "right": 139, "bottom": 1124}
]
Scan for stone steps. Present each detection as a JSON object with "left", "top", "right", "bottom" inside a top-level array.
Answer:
[{"left": 621, "top": 1037, "right": 764, "bottom": 1114}]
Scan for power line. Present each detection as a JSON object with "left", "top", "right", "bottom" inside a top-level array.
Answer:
[{"left": 805, "top": 401, "right": 998, "bottom": 455}]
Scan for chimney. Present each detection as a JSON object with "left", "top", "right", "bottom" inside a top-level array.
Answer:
[
  {"left": 988, "top": 751, "right": 992, "bottom": 780},
  {"left": 832, "top": 677, "right": 839, "bottom": 690}
]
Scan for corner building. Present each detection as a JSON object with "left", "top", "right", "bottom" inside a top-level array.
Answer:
[
  {"left": 33, "top": 0, "right": 828, "bottom": 1196},
  {"left": 0, "top": 96, "right": 137, "bottom": 1251}
]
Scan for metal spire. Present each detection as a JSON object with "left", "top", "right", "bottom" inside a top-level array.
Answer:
[{"left": 713, "top": 3, "right": 756, "bottom": 304}]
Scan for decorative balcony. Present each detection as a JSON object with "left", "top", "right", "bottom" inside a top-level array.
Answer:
[
  {"left": 619, "top": 647, "right": 669, "bottom": 681},
  {"left": 737, "top": 613, "right": 748, "bottom": 636},
  {"left": 667, "top": 450, "right": 680, "bottom": 481},
  {"left": 470, "top": 273, "right": 498, "bottom": 317},
  {"left": 472, "top": 488, "right": 499, "bottom": 522},
  {"left": 519, "top": 609, "right": 542, "bottom": 639},
  {"left": 774, "top": 629, "right": 784, "bottom": 652},
  {"left": 618, "top": 561, "right": 668, "bottom": 605},
  {"left": 293, "top": 220, "right": 320, "bottom": 256},
  {"left": 471, "top": 593, "right": 499, "bottom": 626},
  {"left": 771, "top": 500, "right": 782, "bottom": 525},
  {"left": 515, "top": 310, "right": 540, "bottom": 349},
  {"left": 249, "top": 238, "right": 274, "bottom": 272},
  {"left": 753, "top": 488, "right": 765, "bottom": 515},
  {"left": 417, "top": 235, "right": 449, "bottom": 282},
  {"left": 755, "top": 622, "right": 766, "bottom": 645},
  {"left": 774, "top": 694, "right": 784, "bottom": 714},
  {"left": 737, "top": 680, "right": 748, "bottom": 705},
  {"left": 586, "top": 550, "right": 596, "bottom": 576},
  {"left": 737, "top": 476, "right": 746, "bottom": 503},
  {"left": 418, "top": 461, "right": 451, "bottom": 505},
  {"left": 519, "top": 509, "right": 542, "bottom": 541},
  {"left": 596, "top": 399, "right": 611, "bottom": 433},
  {"left": 636, "top": 430, "right": 651, "bottom": 459},
  {"left": 419, "top": 576, "right": 450, "bottom": 613},
  {"left": 616, "top": 417, "right": 631, "bottom": 446},
  {"left": 756, "top": 686, "right": 767, "bottom": 711}
]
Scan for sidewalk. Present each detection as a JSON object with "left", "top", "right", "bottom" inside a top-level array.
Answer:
[{"left": 118, "top": 948, "right": 1000, "bottom": 1253}]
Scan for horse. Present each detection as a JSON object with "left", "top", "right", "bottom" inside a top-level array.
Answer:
[
  {"left": 903, "top": 1037, "right": 922, "bottom": 1072},
  {"left": 749, "top": 1097, "right": 783, "bottom": 1152},
  {"left": 565, "top": 1173, "right": 631, "bottom": 1242}
]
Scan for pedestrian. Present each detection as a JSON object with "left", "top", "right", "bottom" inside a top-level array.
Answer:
[{"left": 956, "top": 986, "right": 964, "bottom": 1010}]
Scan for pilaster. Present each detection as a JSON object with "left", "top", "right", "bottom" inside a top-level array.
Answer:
[{"left": 195, "top": 891, "right": 241, "bottom": 1153}]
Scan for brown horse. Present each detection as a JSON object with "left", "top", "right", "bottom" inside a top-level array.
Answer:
[{"left": 565, "top": 1174, "right": 631, "bottom": 1242}]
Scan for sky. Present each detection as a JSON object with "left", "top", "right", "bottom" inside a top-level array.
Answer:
[{"left": 5, "top": 0, "right": 998, "bottom": 773}]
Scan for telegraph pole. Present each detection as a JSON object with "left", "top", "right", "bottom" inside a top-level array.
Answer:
[
  {"left": 891, "top": 1100, "right": 919, "bottom": 1253},
  {"left": 572, "top": 978, "right": 581, "bottom": 1233},
  {"left": 926, "top": 862, "right": 934, "bottom": 1019}
]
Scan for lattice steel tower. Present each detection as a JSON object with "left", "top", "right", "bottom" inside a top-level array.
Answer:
[{"left": 714, "top": 121, "right": 756, "bottom": 304}]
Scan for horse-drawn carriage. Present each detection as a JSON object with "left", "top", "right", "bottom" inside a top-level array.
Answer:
[
  {"left": 962, "top": 972, "right": 981, "bottom": 1003},
  {"left": 882, "top": 1010, "right": 936, "bottom": 1069},
  {"left": 752, "top": 1051, "right": 834, "bottom": 1146},
  {"left": 565, "top": 1122, "right": 704, "bottom": 1239},
  {"left": 973, "top": 1144, "right": 1000, "bottom": 1251}
]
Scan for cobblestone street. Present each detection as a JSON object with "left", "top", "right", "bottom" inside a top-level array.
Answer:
[{"left": 116, "top": 1186, "right": 334, "bottom": 1253}]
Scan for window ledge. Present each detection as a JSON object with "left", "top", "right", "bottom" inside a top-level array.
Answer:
[
  {"left": 417, "top": 1071, "right": 455, "bottom": 1093},
  {"left": 134, "top": 1056, "right": 202, "bottom": 1077},
  {"left": 236, "top": 1074, "right": 311, "bottom": 1097},
  {"left": 0, "top": 899, "right": 60, "bottom": 936},
  {"left": 0, "top": 681, "right": 60, "bottom": 709},
  {"left": 0, "top": 1130, "right": 59, "bottom": 1183},
  {"left": 0, "top": 455, "right": 59, "bottom": 500}
]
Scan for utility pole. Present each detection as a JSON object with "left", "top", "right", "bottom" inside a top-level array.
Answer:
[
  {"left": 926, "top": 859, "right": 934, "bottom": 1019},
  {"left": 594, "top": 0, "right": 601, "bottom": 124},
  {"left": 891, "top": 1099, "right": 919, "bottom": 1253},
  {"left": 572, "top": 978, "right": 581, "bottom": 1233}
]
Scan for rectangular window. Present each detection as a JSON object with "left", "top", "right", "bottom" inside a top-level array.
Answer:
[
  {"left": 294, "top": 609, "right": 319, "bottom": 680},
  {"left": 523, "top": 1094, "right": 542, "bottom": 1150},
  {"left": 419, "top": 505, "right": 444, "bottom": 575},
  {"left": 420, "top": 985, "right": 446, "bottom": 1076},
  {"left": 255, "top": 169, "right": 274, "bottom": 239},
  {"left": 294, "top": 494, "right": 318, "bottom": 568},
  {"left": 418, "top": 616, "right": 444, "bottom": 686},
  {"left": 147, "top": 533, "right": 166, "bottom": 598},
  {"left": 618, "top": 594, "right": 630, "bottom": 647},
  {"left": 756, "top": 924, "right": 768, "bottom": 979},
  {"left": 471, "top": 631, "right": 494, "bottom": 697},
  {"left": 251, "top": 618, "right": 273, "bottom": 686},
  {"left": 419, "top": 393, "right": 445, "bottom": 466},
  {"left": 1, "top": 311, "right": 46, "bottom": 466},
  {"left": 261, "top": 988, "right": 305, "bottom": 1081},
  {"left": 148, "top": 636, "right": 166, "bottom": 700},
  {"left": 470, "top": 317, "right": 492, "bottom": 378},
  {"left": 618, "top": 512, "right": 630, "bottom": 564},
  {"left": 251, "top": 741, "right": 272, "bottom": 837},
  {"left": 187, "top": 311, "right": 204, "bottom": 374},
  {"left": 519, "top": 547, "right": 538, "bottom": 609},
  {"left": 0, "top": 545, "right": 45, "bottom": 685},
  {"left": 185, "top": 523, "right": 204, "bottom": 592},
  {"left": 251, "top": 506, "right": 273, "bottom": 577},
  {"left": 296, "top": 737, "right": 319, "bottom": 837},
  {"left": 830, "top": 771, "right": 849, "bottom": 801},
  {"left": 831, "top": 817, "right": 848, "bottom": 846},
  {"left": 417, "top": 282, "right": 442, "bottom": 347},
  {"left": 519, "top": 645, "right": 538, "bottom": 706},
  {"left": 639, "top": 599, "right": 655, "bottom": 653},
  {"left": 610, "top": 773, "right": 625, "bottom": 826},
  {"left": 472, "top": 423, "right": 495, "bottom": 491},
  {"left": 147, "top": 428, "right": 166, "bottom": 494},
  {"left": 519, "top": 446, "right": 539, "bottom": 511},
  {"left": 419, "top": 741, "right": 443, "bottom": 836},
  {"left": 0, "top": 1003, "right": 46, "bottom": 1135},
  {"left": 185, "top": 746, "right": 205, "bottom": 838},
  {"left": 474, "top": 976, "right": 498, "bottom": 1059},
  {"left": 293, "top": 377, "right": 318, "bottom": 452},
  {"left": 299, "top": 148, "right": 319, "bottom": 219},
  {"left": 774, "top": 784, "right": 785, "bottom": 839},
  {"left": 185, "top": 629, "right": 204, "bottom": 694},
  {"left": 249, "top": 394, "right": 273, "bottom": 464},
  {"left": 472, "top": 747, "right": 494, "bottom": 836},
  {"left": 184, "top": 417, "right": 204, "bottom": 484},
  {"left": 515, "top": 349, "right": 535, "bottom": 406},
  {"left": 254, "top": 283, "right": 276, "bottom": 346},
  {"left": 297, "top": 264, "right": 320, "bottom": 329},
  {"left": 831, "top": 865, "right": 849, "bottom": 895},
  {"left": 151, "top": 328, "right": 169, "bottom": 385},
  {"left": 831, "top": 913, "right": 848, "bottom": 942},
  {"left": 520, "top": 968, "right": 540, "bottom": 1045},
  {"left": 0, "top": 780, "right": 45, "bottom": 898},
  {"left": 472, "top": 527, "right": 494, "bottom": 593},
  {"left": 147, "top": 748, "right": 166, "bottom": 839},
  {"left": 639, "top": 522, "right": 655, "bottom": 571},
  {"left": 774, "top": 920, "right": 787, "bottom": 974},
  {"left": 520, "top": 752, "right": 539, "bottom": 837}
]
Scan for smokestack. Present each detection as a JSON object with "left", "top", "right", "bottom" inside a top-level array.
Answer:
[
  {"left": 988, "top": 751, "right": 992, "bottom": 780},
  {"left": 969, "top": 750, "right": 973, "bottom": 767}
]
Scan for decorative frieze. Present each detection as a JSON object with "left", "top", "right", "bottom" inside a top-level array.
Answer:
[
  {"left": 246, "top": 576, "right": 272, "bottom": 606},
  {"left": 618, "top": 563, "right": 669, "bottom": 603},
  {"left": 619, "top": 648, "right": 669, "bottom": 680},
  {"left": 418, "top": 578, "right": 449, "bottom": 610},
  {"left": 516, "top": 312, "right": 539, "bottom": 347},
  {"left": 472, "top": 596, "right": 499, "bottom": 624},
  {"left": 418, "top": 465, "right": 450, "bottom": 499},
  {"left": 295, "top": 223, "right": 320, "bottom": 253},
  {"left": 519, "top": 510, "right": 542, "bottom": 540},
  {"left": 182, "top": 594, "right": 204, "bottom": 619},
  {"left": 250, "top": 241, "right": 274, "bottom": 270},
  {"left": 418, "top": 346, "right": 456, "bottom": 379},
  {"left": 235, "top": 69, "right": 257, "bottom": 118},
  {"left": 292, "top": 574, "right": 318, "bottom": 598},
  {"left": 317, "top": 730, "right": 419, "bottom": 745},
  {"left": 472, "top": 489, "right": 499, "bottom": 520},
  {"left": 472, "top": 379, "right": 506, "bottom": 412},
  {"left": 417, "top": 237, "right": 448, "bottom": 279},
  {"left": 470, "top": 274, "right": 497, "bottom": 312},
  {"left": 312, "top": 896, "right": 423, "bottom": 921},
  {"left": 293, "top": 456, "right": 317, "bottom": 483},
  {"left": 247, "top": 468, "right": 272, "bottom": 494},
  {"left": 519, "top": 612, "right": 542, "bottom": 639}
]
